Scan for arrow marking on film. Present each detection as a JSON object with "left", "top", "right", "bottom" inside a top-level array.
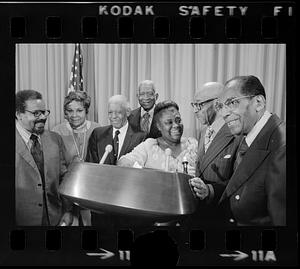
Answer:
[
  {"left": 86, "top": 248, "right": 115, "bottom": 260},
  {"left": 220, "top": 250, "right": 248, "bottom": 261}
]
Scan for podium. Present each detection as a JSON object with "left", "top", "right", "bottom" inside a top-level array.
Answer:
[{"left": 59, "top": 162, "right": 198, "bottom": 222}]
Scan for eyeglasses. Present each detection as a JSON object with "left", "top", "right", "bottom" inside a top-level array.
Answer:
[
  {"left": 138, "top": 92, "right": 155, "bottom": 98},
  {"left": 215, "top": 95, "right": 256, "bottom": 112},
  {"left": 25, "top": 109, "right": 50, "bottom": 118},
  {"left": 191, "top": 98, "right": 216, "bottom": 112}
]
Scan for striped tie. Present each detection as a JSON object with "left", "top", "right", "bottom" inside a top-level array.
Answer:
[
  {"left": 234, "top": 137, "right": 249, "bottom": 171},
  {"left": 204, "top": 126, "right": 214, "bottom": 152},
  {"left": 141, "top": 112, "right": 150, "bottom": 133}
]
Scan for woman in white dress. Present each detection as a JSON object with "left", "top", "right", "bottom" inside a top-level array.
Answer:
[{"left": 118, "top": 100, "right": 198, "bottom": 176}]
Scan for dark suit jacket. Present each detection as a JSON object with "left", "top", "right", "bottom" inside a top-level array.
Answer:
[
  {"left": 219, "top": 114, "right": 286, "bottom": 226},
  {"left": 128, "top": 107, "right": 161, "bottom": 139},
  {"left": 85, "top": 124, "right": 146, "bottom": 228},
  {"left": 85, "top": 124, "right": 146, "bottom": 164},
  {"left": 196, "top": 123, "right": 240, "bottom": 187},
  {"left": 16, "top": 129, "right": 70, "bottom": 226},
  {"left": 190, "top": 122, "right": 241, "bottom": 227}
]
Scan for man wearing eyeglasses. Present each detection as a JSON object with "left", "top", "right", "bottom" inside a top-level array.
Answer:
[
  {"left": 15, "top": 90, "right": 73, "bottom": 226},
  {"left": 189, "top": 82, "right": 241, "bottom": 227},
  {"left": 128, "top": 80, "right": 161, "bottom": 138},
  {"left": 192, "top": 75, "right": 286, "bottom": 226}
]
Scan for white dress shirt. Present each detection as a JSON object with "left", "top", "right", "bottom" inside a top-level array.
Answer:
[
  {"left": 113, "top": 121, "right": 129, "bottom": 158},
  {"left": 245, "top": 110, "right": 272, "bottom": 147},
  {"left": 16, "top": 120, "right": 41, "bottom": 150}
]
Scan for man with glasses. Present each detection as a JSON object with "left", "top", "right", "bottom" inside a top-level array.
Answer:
[
  {"left": 15, "top": 90, "right": 73, "bottom": 226},
  {"left": 192, "top": 75, "right": 286, "bottom": 226},
  {"left": 189, "top": 82, "right": 241, "bottom": 226},
  {"left": 128, "top": 80, "right": 161, "bottom": 138}
]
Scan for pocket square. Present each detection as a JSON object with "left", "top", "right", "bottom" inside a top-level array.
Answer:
[{"left": 223, "top": 154, "right": 231, "bottom": 159}]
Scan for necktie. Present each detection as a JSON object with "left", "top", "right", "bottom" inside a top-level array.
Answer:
[
  {"left": 30, "top": 134, "right": 45, "bottom": 180},
  {"left": 204, "top": 126, "right": 214, "bottom": 152},
  {"left": 141, "top": 112, "right": 150, "bottom": 133},
  {"left": 113, "top": 130, "right": 120, "bottom": 163},
  {"left": 30, "top": 134, "right": 50, "bottom": 225},
  {"left": 234, "top": 137, "right": 249, "bottom": 171}
]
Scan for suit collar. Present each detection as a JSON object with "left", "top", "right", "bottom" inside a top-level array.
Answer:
[
  {"left": 220, "top": 114, "right": 283, "bottom": 202},
  {"left": 129, "top": 108, "right": 142, "bottom": 129},
  {"left": 16, "top": 129, "right": 42, "bottom": 176},
  {"left": 101, "top": 126, "right": 115, "bottom": 164},
  {"left": 119, "top": 125, "right": 134, "bottom": 157},
  {"left": 141, "top": 105, "right": 155, "bottom": 119},
  {"left": 199, "top": 124, "right": 234, "bottom": 172},
  {"left": 245, "top": 110, "right": 272, "bottom": 147}
]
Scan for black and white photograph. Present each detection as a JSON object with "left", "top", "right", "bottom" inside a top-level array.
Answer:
[
  {"left": 15, "top": 43, "right": 286, "bottom": 228},
  {"left": 0, "top": 1, "right": 296, "bottom": 267}
]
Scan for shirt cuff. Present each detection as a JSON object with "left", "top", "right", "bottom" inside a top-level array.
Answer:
[{"left": 206, "top": 184, "right": 215, "bottom": 204}]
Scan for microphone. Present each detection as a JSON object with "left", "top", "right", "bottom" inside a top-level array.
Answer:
[
  {"left": 165, "top": 148, "right": 172, "bottom": 171},
  {"left": 99, "top": 144, "right": 113, "bottom": 164},
  {"left": 182, "top": 155, "right": 188, "bottom": 174}
]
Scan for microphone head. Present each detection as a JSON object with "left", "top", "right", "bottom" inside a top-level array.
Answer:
[
  {"left": 105, "top": 144, "right": 113, "bottom": 152},
  {"left": 182, "top": 156, "right": 188, "bottom": 163},
  {"left": 165, "top": 148, "right": 172, "bottom": 156}
]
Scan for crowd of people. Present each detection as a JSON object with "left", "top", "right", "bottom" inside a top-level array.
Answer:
[{"left": 15, "top": 75, "right": 286, "bottom": 227}]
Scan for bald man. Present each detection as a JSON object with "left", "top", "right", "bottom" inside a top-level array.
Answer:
[
  {"left": 128, "top": 80, "right": 161, "bottom": 139},
  {"left": 189, "top": 82, "right": 241, "bottom": 227}
]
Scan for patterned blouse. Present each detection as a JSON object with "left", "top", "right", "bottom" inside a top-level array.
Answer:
[{"left": 118, "top": 137, "right": 198, "bottom": 176}]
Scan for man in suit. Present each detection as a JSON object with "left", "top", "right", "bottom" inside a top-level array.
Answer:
[
  {"left": 192, "top": 75, "right": 286, "bottom": 226},
  {"left": 85, "top": 94, "right": 146, "bottom": 227},
  {"left": 189, "top": 82, "right": 241, "bottom": 227},
  {"left": 86, "top": 94, "right": 146, "bottom": 164},
  {"left": 15, "top": 90, "right": 73, "bottom": 226},
  {"left": 128, "top": 80, "right": 161, "bottom": 138}
]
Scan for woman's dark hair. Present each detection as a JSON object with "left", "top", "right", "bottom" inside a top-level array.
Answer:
[
  {"left": 16, "top": 89, "right": 43, "bottom": 114},
  {"left": 64, "top": 91, "right": 91, "bottom": 114},
  {"left": 153, "top": 100, "right": 180, "bottom": 130}
]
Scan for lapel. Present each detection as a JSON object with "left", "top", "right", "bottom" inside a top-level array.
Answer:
[
  {"left": 197, "top": 126, "right": 206, "bottom": 163},
  {"left": 129, "top": 107, "right": 142, "bottom": 130},
  {"left": 16, "top": 129, "right": 39, "bottom": 174},
  {"left": 201, "top": 124, "right": 234, "bottom": 171},
  {"left": 101, "top": 126, "right": 115, "bottom": 164},
  {"left": 220, "top": 114, "right": 282, "bottom": 202},
  {"left": 119, "top": 124, "right": 134, "bottom": 158},
  {"left": 40, "top": 131, "right": 52, "bottom": 179}
]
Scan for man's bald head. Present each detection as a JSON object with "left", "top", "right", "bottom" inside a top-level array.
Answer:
[
  {"left": 194, "top": 82, "right": 224, "bottom": 103},
  {"left": 193, "top": 82, "right": 224, "bottom": 125}
]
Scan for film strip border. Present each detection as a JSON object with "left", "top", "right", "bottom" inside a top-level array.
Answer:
[
  {"left": 0, "top": 2, "right": 295, "bottom": 42},
  {"left": 8, "top": 228, "right": 296, "bottom": 265},
  {"left": 0, "top": 1, "right": 297, "bottom": 266}
]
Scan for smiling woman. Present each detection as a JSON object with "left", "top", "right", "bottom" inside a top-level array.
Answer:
[
  {"left": 118, "top": 100, "right": 198, "bottom": 176},
  {"left": 52, "top": 91, "right": 100, "bottom": 164}
]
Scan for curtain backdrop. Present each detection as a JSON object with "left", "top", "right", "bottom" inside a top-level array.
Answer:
[{"left": 16, "top": 43, "right": 286, "bottom": 138}]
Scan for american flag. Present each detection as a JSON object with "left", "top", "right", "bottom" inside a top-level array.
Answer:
[{"left": 68, "top": 43, "right": 84, "bottom": 93}]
